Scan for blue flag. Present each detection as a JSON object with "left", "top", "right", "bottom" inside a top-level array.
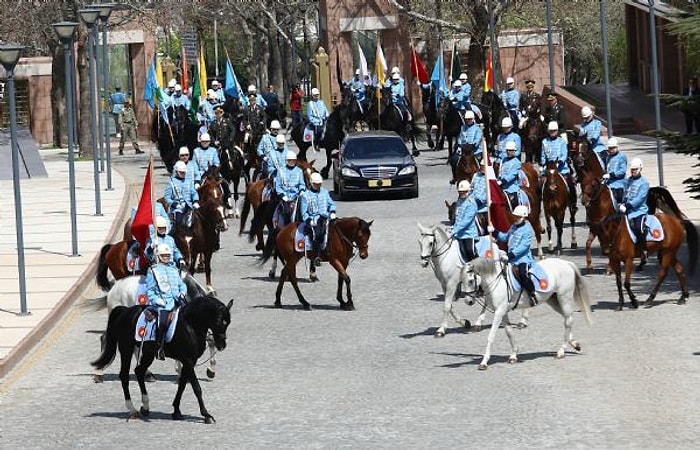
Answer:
[
  {"left": 430, "top": 53, "right": 447, "bottom": 109},
  {"left": 144, "top": 56, "right": 158, "bottom": 109},
  {"left": 225, "top": 57, "right": 245, "bottom": 101}
]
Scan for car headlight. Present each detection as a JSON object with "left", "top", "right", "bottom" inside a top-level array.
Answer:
[
  {"left": 341, "top": 167, "right": 361, "bottom": 178},
  {"left": 398, "top": 165, "right": 416, "bottom": 176}
]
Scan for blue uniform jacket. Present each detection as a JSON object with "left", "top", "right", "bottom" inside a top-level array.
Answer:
[
  {"left": 457, "top": 122, "right": 483, "bottom": 154},
  {"left": 499, "top": 156, "right": 522, "bottom": 194},
  {"left": 170, "top": 93, "right": 191, "bottom": 110},
  {"left": 257, "top": 133, "right": 276, "bottom": 159},
  {"left": 471, "top": 172, "right": 488, "bottom": 213},
  {"left": 605, "top": 152, "right": 628, "bottom": 190},
  {"left": 496, "top": 221, "right": 534, "bottom": 265},
  {"left": 164, "top": 175, "right": 199, "bottom": 208},
  {"left": 452, "top": 195, "right": 480, "bottom": 239},
  {"left": 497, "top": 132, "right": 522, "bottom": 161},
  {"left": 624, "top": 175, "right": 649, "bottom": 218},
  {"left": 390, "top": 82, "right": 406, "bottom": 104},
  {"left": 146, "top": 233, "right": 183, "bottom": 264},
  {"left": 212, "top": 88, "right": 226, "bottom": 103},
  {"left": 384, "top": 77, "right": 405, "bottom": 90},
  {"left": 275, "top": 165, "right": 306, "bottom": 200},
  {"left": 462, "top": 82, "right": 473, "bottom": 101},
  {"left": 579, "top": 119, "right": 606, "bottom": 153},
  {"left": 267, "top": 147, "right": 288, "bottom": 178},
  {"left": 500, "top": 88, "right": 520, "bottom": 113},
  {"left": 307, "top": 99, "right": 329, "bottom": 126},
  {"left": 111, "top": 92, "right": 126, "bottom": 114},
  {"left": 449, "top": 89, "right": 469, "bottom": 110},
  {"left": 351, "top": 78, "right": 366, "bottom": 101},
  {"left": 301, "top": 188, "right": 336, "bottom": 222},
  {"left": 192, "top": 146, "right": 220, "bottom": 177},
  {"left": 540, "top": 136, "right": 570, "bottom": 175},
  {"left": 146, "top": 263, "right": 187, "bottom": 311}
]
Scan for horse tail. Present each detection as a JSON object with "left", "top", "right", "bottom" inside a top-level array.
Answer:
[
  {"left": 239, "top": 191, "right": 251, "bottom": 235},
  {"left": 648, "top": 187, "right": 687, "bottom": 220},
  {"left": 82, "top": 294, "right": 108, "bottom": 312},
  {"left": 569, "top": 261, "right": 593, "bottom": 325},
  {"left": 259, "top": 228, "right": 279, "bottom": 265},
  {"left": 683, "top": 219, "right": 699, "bottom": 275},
  {"left": 90, "top": 306, "right": 126, "bottom": 370},
  {"left": 96, "top": 244, "right": 113, "bottom": 292}
]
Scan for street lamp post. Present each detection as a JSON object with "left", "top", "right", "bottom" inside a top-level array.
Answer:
[
  {"left": 0, "top": 44, "right": 29, "bottom": 315},
  {"left": 92, "top": 20, "right": 104, "bottom": 172},
  {"left": 53, "top": 21, "right": 80, "bottom": 257},
  {"left": 487, "top": 0, "right": 499, "bottom": 94},
  {"left": 545, "top": 0, "right": 555, "bottom": 92},
  {"left": 79, "top": 8, "right": 102, "bottom": 216},
  {"left": 600, "top": 0, "right": 614, "bottom": 137},
  {"left": 91, "top": 3, "right": 115, "bottom": 190},
  {"left": 648, "top": 0, "right": 665, "bottom": 187}
]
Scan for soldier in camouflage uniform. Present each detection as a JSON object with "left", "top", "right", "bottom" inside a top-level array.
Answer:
[{"left": 118, "top": 98, "right": 143, "bottom": 155}]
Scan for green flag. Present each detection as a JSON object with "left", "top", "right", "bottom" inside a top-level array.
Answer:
[
  {"left": 189, "top": 62, "right": 200, "bottom": 124},
  {"left": 451, "top": 42, "right": 462, "bottom": 83}
]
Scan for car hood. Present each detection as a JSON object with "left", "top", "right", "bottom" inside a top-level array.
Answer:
[{"left": 343, "top": 154, "right": 413, "bottom": 167}]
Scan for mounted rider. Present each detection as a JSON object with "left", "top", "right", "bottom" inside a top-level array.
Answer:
[
  {"left": 448, "top": 80, "right": 470, "bottom": 114},
  {"left": 451, "top": 179, "right": 480, "bottom": 262},
  {"left": 470, "top": 159, "right": 489, "bottom": 235},
  {"left": 602, "top": 137, "right": 627, "bottom": 204},
  {"left": 384, "top": 66, "right": 406, "bottom": 90},
  {"left": 619, "top": 157, "right": 649, "bottom": 254},
  {"left": 301, "top": 172, "right": 337, "bottom": 267},
  {"left": 245, "top": 84, "right": 268, "bottom": 107},
  {"left": 274, "top": 151, "right": 306, "bottom": 229},
  {"left": 457, "top": 73, "right": 472, "bottom": 104},
  {"left": 540, "top": 121, "right": 577, "bottom": 206},
  {"left": 199, "top": 90, "right": 222, "bottom": 127},
  {"left": 492, "top": 205, "right": 537, "bottom": 305},
  {"left": 192, "top": 132, "right": 232, "bottom": 218},
  {"left": 210, "top": 80, "right": 226, "bottom": 104},
  {"left": 145, "top": 216, "right": 187, "bottom": 271},
  {"left": 177, "top": 146, "right": 200, "bottom": 189},
  {"left": 170, "top": 84, "right": 191, "bottom": 111},
  {"left": 209, "top": 106, "right": 235, "bottom": 151},
  {"left": 450, "top": 110, "right": 482, "bottom": 182},
  {"left": 306, "top": 87, "right": 329, "bottom": 153},
  {"left": 496, "top": 117, "right": 522, "bottom": 163},
  {"left": 500, "top": 76, "right": 521, "bottom": 128},
  {"left": 350, "top": 69, "right": 367, "bottom": 113},
  {"left": 578, "top": 105, "right": 607, "bottom": 164},
  {"left": 498, "top": 141, "right": 524, "bottom": 210},
  {"left": 267, "top": 134, "right": 290, "bottom": 180},
  {"left": 164, "top": 161, "right": 199, "bottom": 232},
  {"left": 543, "top": 92, "right": 566, "bottom": 139},
  {"left": 145, "top": 243, "right": 188, "bottom": 360},
  {"left": 389, "top": 72, "right": 412, "bottom": 121},
  {"left": 518, "top": 79, "right": 541, "bottom": 128},
  {"left": 256, "top": 119, "right": 283, "bottom": 179}
]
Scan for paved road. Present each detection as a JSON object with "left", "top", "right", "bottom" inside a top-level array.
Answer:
[{"left": 1, "top": 140, "right": 699, "bottom": 448}]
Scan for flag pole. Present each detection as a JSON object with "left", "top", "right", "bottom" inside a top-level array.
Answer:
[
  {"left": 449, "top": 37, "right": 456, "bottom": 88},
  {"left": 483, "top": 138, "right": 492, "bottom": 229}
]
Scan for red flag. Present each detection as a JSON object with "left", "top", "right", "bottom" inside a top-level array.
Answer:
[
  {"left": 131, "top": 157, "right": 155, "bottom": 264},
  {"left": 410, "top": 46, "right": 430, "bottom": 85},
  {"left": 484, "top": 153, "right": 509, "bottom": 233},
  {"left": 181, "top": 48, "right": 189, "bottom": 92},
  {"left": 484, "top": 48, "right": 494, "bottom": 92}
]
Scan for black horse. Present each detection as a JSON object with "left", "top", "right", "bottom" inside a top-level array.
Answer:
[
  {"left": 92, "top": 295, "right": 234, "bottom": 424},
  {"left": 290, "top": 106, "right": 345, "bottom": 179},
  {"left": 478, "top": 91, "right": 509, "bottom": 153},
  {"left": 338, "top": 83, "right": 371, "bottom": 133},
  {"left": 151, "top": 105, "right": 199, "bottom": 173},
  {"left": 239, "top": 103, "right": 268, "bottom": 182},
  {"left": 438, "top": 98, "right": 464, "bottom": 160},
  {"left": 421, "top": 84, "right": 439, "bottom": 149},
  {"left": 367, "top": 86, "right": 423, "bottom": 156}
]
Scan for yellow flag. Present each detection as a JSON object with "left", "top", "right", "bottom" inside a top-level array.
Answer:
[
  {"left": 154, "top": 56, "right": 164, "bottom": 89},
  {"left": 199, "top": 45, "right": 208, "bottom": 99},
  {"left": 375, "top": 42, "right": 386, "bottom": 98}
]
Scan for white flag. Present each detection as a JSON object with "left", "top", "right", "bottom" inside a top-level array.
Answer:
[{"left": 358, "top": 44, "right": 369, "bottom": 83}]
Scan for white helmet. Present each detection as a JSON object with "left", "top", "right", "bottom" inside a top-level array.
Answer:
[
  {"left": 174, "top": 161, "right": 187, "bottom": 173},
  {"left": 310, "top": 172, "right": 323, "bottom": 184},
  {"left": 505, "top": 140, "right": 517, "bottom": 151},
  {"left": 501, "top": 117, "right": 513, "bottom": 128},
  {"left": 199, "top": 133, "right": 211, "bottom": 142},
  {"left": 247, "top": 84, "right": 257, "bottom": 94},
  {"left": 581, "top": 106, "right": 593, "bottom": 118},
  {"left": 178, "top": 146, "right": 189, "bottom": 156},
  {"left": 156, "top": 216, "right": 168, "bottom": 229},
  {"left": 391, "top": 73, "right": 400, "bottom": 81},
  {"left": 167, "top": 79, "right": 176, "bottom": 88},
  {"left": 453, "top": 80, "right": 462, "bottom": 87},
  {"left": 607, "top": 137, "right": 619, "bottom": 148},
  {"left": 506, "top": 77, "right": 515, "bottom": 84},
  {"left": 459, "top": 73, "right": 468, "bottom": 81},
  {"left": 275, "top": 134, "right": 286, "bottom": 144},
  {"left": 174, "top": 84, "right": 182, "bottom": 92},
  {"left": 286, "top": 150, "right": 297, "bottom": 160},
  {"left": 391, "top": 66, "right": 400, "bottom": 74},
  {"left": 457, "top": 180, "right": 471, "bottom": 192},
  {"left": 207, "top": 89, "right": 216, "bottom": 98},
  {"left": 547, "top": 121, "right": 559, "bottom": 131},
  {"left": 211, "top": 80, "right": 220, "bottom": 87},
  {"left": 270, "top": 120, "right": 281, "bottom": 130},
  {"left": 629, "top": 157, "right": 643, "bottom": 170},
  {"left": 355, "top": 69, "right": 360, "bottom": 75},
  {"left": 156, "top": 243, "right": 172, "bottom": 257},
  {"left": 513, "top": 205, "right": 529, "bottom": 217},
  {"left": 464, "top": 110, "right": 475, "bottom": 120},
  {"left": 311, "top": 87, "right": 320, "bottom": 95}
]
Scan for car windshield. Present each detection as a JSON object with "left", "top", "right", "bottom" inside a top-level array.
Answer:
[{"left": 344, "top": 137, "right": 409, "bottom": 159}]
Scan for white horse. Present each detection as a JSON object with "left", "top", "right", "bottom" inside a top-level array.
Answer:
[
  {"left": 462, "top": 257, "right": 592, "bottom": 370},
  {"left": 86, "top": 272, "right": 220, "bottom": 382},
  {"left": 417, "top": 223, "right": 530, "bottom": 336}
]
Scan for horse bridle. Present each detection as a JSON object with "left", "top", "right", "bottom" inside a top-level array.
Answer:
[
  {"left": 419, "top": 231, "right": 453, "bottom": 264},
  {"left": 335, "top": 222, "right": 369, "bottom": 253}
]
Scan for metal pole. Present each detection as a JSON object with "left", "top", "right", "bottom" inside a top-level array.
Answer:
[
  {"left": 600, "top": 0, "right": 614, "bottom": 137},
  {"left": 214, "top": 19, "right": 219, "bottom": 78},
  {"left": 488, "top": 0, "right": 499, "bottom": 94},
  {"left": 546, "top": 0, "right": 556, "bottom": 92},
  {"left": 64, "top": 41, "right": 80, "bottom": 256},
  {"left": 102, "top": 19, "right": 113, "bottom": 190},
  {"left": 649, "top": 0, "right": 664, "bottom": 186},
  {"left": 7, "top": 67, "right": 29, "bottom": 315},
  {"left": 94, "top": 24, "right": 104, "bottom": 172},
  {"left": 87, "top": 25, "right": 102, "bottom": 215},
  {"left": 291, "top": 21, "right": 297, "bottom": 83},
  {"left": 68, "top": 47, "right": 80, "bottom": 149}
]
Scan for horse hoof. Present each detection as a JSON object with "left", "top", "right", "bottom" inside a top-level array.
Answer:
[
  {"left": 571, "top": 243, "right": 578, "bottom": 249},
  {"left": 93, "top": 374, "right": 104, "bottom": 383},
  {"left": 556, "top": 352, "right": 565, "bottom": 360},
  {"left": 309, "top": 274, "right": 318, "bottom": 282},
  {"left": 145, "top": 372, "right": 157, "bottom": 383},
  {"left": 473, "top": 325, "right": 482, "bottom": 333},
  {"left": 172, "top": 411, "right": 184, "bottom": 421},
  {"left": 630, "top": 300, "right": 639, "bottom": 309},
  {"left": 204, "top": 415, "right": 216, "bottom": 424},
  {"left": 302, "top": 304, "right": 313, "bottom": 311},
  {"left": 678, "top": 297, "right": 688, "bottom": 305},
  {"left": 644, "top": 299, "right": 654, "bottom": 309},
  {"left": 508, "top": 356, "right": 518, "bottom": 364},
  {"left": 274, "top": 302, "right": 282, "bottom": 309},
  {"left": 434, "top": 330, "right": 445, "bottom": 338},
  {"left": 572, "top": 341, "right": 582, "bottom": 352},
  {"left": 140, "top": 406, "right": 150, "bottom": 417},
  {"left": 516, "top": 322, "right": 528, "bottom": 330},
  {"left": 255, "top": 243, "right": 264, "bottom": 251},
  {"left": 206, "top": 368, "right": 216, "bottom": 379},
  {"left": 128, "top": 410, "right": 140, "bottom": 420},
  {"left": 268, "top": 270, "right": 275, "bottom": 279},
  {"left": 477, "top": 364, "right": 488, "bottom": 371},
  {"left": 463, "top": 320, "right": 471, "bottom": 330}
]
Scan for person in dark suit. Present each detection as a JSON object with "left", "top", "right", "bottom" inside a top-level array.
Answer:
[{"left": 683, "top": 77, "right": 700, "bottom": 134}]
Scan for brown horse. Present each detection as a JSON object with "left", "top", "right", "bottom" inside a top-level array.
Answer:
[
  {"left": 520, "top": 106, "right": 545, "bottom": 164},
  {"left": 260, "top": 217, "right": 373, "bottom": 310},
  {"left": 541, "top": 160, "right": 577, "bottom": 255},
  {"left": 579, "top": 170, "right": 616, "bottom": 272},
  {"left": 96, "top": 240, "right": 138, "bottom": 291},
  {"left": 609, "top": 199, "right": 698, "bottom": 309}
]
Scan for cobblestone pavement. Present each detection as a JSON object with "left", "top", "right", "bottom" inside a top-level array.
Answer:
[{"left": 0, "top": 139, "right": 699, "bottom": 448}]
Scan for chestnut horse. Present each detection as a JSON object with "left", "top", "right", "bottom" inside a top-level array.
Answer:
[
  {"left": 541, "top": 160, "right": 578, "bottom": 255},
  {"left": 260, "top": 217, "right": 373, "bottom": 310}
]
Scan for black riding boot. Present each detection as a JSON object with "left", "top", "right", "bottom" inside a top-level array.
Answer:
[
  {"left": 518, "top": 264, "right": 537, "bottom": 307},
  {"left": 156, "top": 310, "right": 169, "bottom": 360}
]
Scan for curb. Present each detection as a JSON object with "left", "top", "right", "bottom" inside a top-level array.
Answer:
[{"left": 0, "top": 169, "right": 131, "bottom": 380}]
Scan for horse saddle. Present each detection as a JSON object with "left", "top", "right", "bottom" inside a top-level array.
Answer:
[
  {"left": 518, "top": 169, "right": 530, "bottom": 188},
  {"left": 294, "top": 222, "right": 328, "bottom": 254},
  {"left": 625, "top": 215, "right": 664, "bottom": 244},
  {"left": 135, "top": 308, "right": 181, "bottom": 343},
  {"left": 473, "top": 237, "right": 501, "bottom": 262},
  {"left": 126, "top": 242, "right": 143, "bottom": 273},
  {"left": 273, "top": 199, "right": 298, "bottom": 229},
  {"left": 507, "top": 262, "right": 553, "bottom": 293},
  {"left": 135, "top": 275, "right": 149, "bottom": 306},
  {"left": 261, "top": 182, "right": 273, "bottom": 203},
  {"left": 506, "top": 190, "right": 530, "bottom": 212}
]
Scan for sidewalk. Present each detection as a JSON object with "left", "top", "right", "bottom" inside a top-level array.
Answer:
[{"left": 0, "top": 148, "right": 128, "bottom": 379}]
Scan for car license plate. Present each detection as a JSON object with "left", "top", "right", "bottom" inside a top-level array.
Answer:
[{"left": 368, "top": 179, "right": 392, "bottom": 188}]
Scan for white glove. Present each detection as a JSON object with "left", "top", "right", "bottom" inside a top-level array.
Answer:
[
  {"left": 330, "top": 212, "right": 337, "bottom": 220},
  {"left": 282, "top": 195, "right": 289, "bottom": 202},
  {"left": 619, "top": 204, "right": 627, "bottom": 214},
  {"left": 310, "top": 219, "right": 317, "bottom": 227},
  {"left": 194, "top": 183, "right": 201, "bottom": 191},
  {"left": 487, "top": 225, "right": 495, "bottom": 233},
  {"left": 193, "top": 202, "right": 200, "bottom": 209},
  {"left": 602, "top": 173, "right": 610, "bottom": 181},
  {"left": 496, "top": 180, "right": 502, "bottom": 186},
  {"left": 156, "top": 298, "right": 166, "bottom": 307}
]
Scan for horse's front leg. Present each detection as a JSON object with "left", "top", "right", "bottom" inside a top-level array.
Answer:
[
  {"left": 330, "top": 258, "right": 353, "bottom": 310},
  {"left": 479, "top": 303, "right": 509, "bottom": 370},
  {"left": 546, "top": 214, "right": 554, "bottom": 253},
  {"left": 585, "top": 230, "right": 596, "bottom": 273},
  {"left": 204, "top": 251, "right": 215, "bottom": 294},
  {"left": 180, "top": 363, "right": 215, "bottom": 424},
  {"left": 472, "top": 304, "right": 488, "bottom": 332},
  {"left": 436, "top": 279, "right": 459, "bottom": 337},
  {"left": 569, "top": 205, "right": 578, "bottom": 249},
  {"left": 645, "top": 251, "right": 672, "bottom": 307},
  {"left": 133, "top": 350, "right": 155, "bottom": 417},
  {"left": 623, "top": 257, "right": 638, "bottom": 308},
  {"left": 287, "top": 257, "right": 311, "bottom": 310},
  {"left": 206, "top": 332, "right": 216, "bottom": 379},
  {"left": 502, "top": 312, "right": 519, "bottom": 364},
  {"left": 517, "top": 309, "right": 530, "bottom": 329},
  {"left": 555, "top": 215, "right": 564, "bottom": 256}
]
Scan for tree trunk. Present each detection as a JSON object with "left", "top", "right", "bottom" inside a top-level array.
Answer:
[
  {"left": 77, "top": 31, "right": 92, "bottom": 158},
  {"left": 51, "top": 43, "right": 66, "bottom": 148},
  {"left": 267, "top": 14, "right": 283, "bottom": 97}
]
